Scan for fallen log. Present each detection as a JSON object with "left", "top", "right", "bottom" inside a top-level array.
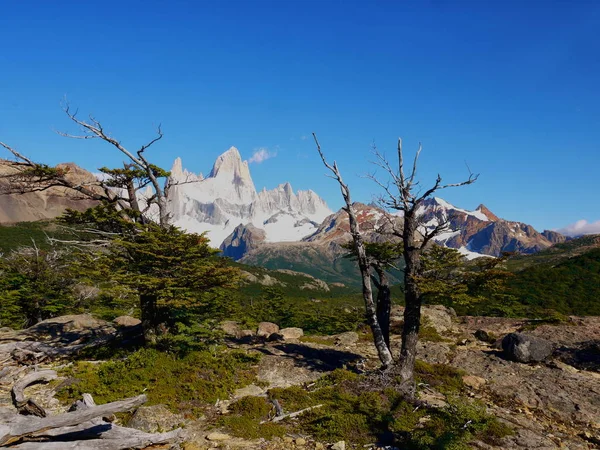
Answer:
[
  {"left": 0, "top": 394, "right": 147, "bottom": 446},
  {"left": 8, "top": 430, "right": 180, "bottom": 450},
  {"left": 11, "top": 370, "right": 58, "bottom": 417}
]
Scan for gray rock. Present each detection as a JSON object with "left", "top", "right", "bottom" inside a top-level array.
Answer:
[
  {"left": 220, "top": 320, "right": 240, "bottom": 337},
  {"left": 113, "top": 316, "right": 141, "bottom": 327},
  {"left": 257, "top": 322, "right": 279, "bottom": 338},
  {"left": 502, "top": 333, "right": 554, "bottom": 363},
  {"left": 279, "top": 327, "right": 304, "bottom": 340},
  {"left": 128, "top": 404, "right": 184, "bottom": 433}
]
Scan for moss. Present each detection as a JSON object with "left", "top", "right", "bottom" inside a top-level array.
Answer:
[
  {"left": 229, "top": 396, "right": 272, "bottom": 419},
  {"left": 299, "top": 335, "right": 335, "bottom": 345},
  {"left": 218, "top": 415, "right": 286, "bottom": 440},
  {"left": 415, "top": 360, "right": 465, "bottom": 394},
  {"left": 58, "top": 348, "right": 260, "bottom": 417}
]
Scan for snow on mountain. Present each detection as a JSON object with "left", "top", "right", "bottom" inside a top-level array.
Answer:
[{"left": 167, "top": 147, "right": 332, "bottom": 247}]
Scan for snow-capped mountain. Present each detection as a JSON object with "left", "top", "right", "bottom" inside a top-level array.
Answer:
[
  {"left": 417, "top": 197, "right": 566, "bottom": 258},
  {"left": 167, "top": 147, "right": 332, "bottom": 246}
]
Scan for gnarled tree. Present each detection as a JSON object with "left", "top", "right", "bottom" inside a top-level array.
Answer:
[{"left": 315, "top": 134, "right": 477, "bottom": 397}]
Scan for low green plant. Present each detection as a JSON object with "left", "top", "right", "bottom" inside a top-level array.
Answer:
[
  {"left": 218, "top": 367, "right": 510, "bottom": 448},
  {"left": 58, "top": 348, "right": 260, "bottom": 417}
]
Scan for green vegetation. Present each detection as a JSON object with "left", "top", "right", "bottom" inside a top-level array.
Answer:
[
  {"left": 58, "top": 348, "right": 260, "bottom": 417},
  {"left": 220, "top": 367, "right": 511, "bottom": 448}
]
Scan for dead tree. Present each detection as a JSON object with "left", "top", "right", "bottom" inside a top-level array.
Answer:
[
  {"left": 370, "top": 138, "right": 477, "bottom": 396},
  {"left": 313, "top": 134, "right": 394, "bottom": 369}
]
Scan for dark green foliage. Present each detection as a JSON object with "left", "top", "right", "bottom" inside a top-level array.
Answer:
[
  {"left": 0, "top": 246, "right": 77, "bottom": 327},
  {"left": 504, "top": 248, "right": 600, "bottom": 316},
  {"left": 0, "top": 221, "right": 75, "bottom": 253},
  {"left": 58, "top": 348, "right": 260, "bottom": 416}
]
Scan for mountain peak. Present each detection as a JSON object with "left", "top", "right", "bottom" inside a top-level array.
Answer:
[
  {"left": 476, "top": 204, "right": 500, "bottom": 221},
  {"left": 209, "top": 146, "right": 245, "bottom": 178}
]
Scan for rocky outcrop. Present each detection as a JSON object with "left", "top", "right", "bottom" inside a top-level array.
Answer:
[{"left": 220, "top": 223, "right": 266, "bottom": 260}]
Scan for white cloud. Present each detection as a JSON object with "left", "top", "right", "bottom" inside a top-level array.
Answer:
[
  {"left": 556, "top": 219, "right": 600, "bottom": 237},
  {"left": 300, "top": 135, "right": 308, "bottom": 140},
  {"left": 248, "top": 147, "right": 276, "bottom": 164}
]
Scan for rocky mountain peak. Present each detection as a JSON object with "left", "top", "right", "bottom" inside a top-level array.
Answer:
[{"left": 476, "top": 204, "right": 499, "bottom": 221}]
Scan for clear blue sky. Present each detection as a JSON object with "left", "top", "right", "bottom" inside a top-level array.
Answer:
[{"left": 1, "top": 0, "right": 599, "bottom": 233}]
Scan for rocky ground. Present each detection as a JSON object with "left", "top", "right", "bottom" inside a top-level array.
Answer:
[{"left": 0, "top": 310, "right": 598, "bottom": 449}]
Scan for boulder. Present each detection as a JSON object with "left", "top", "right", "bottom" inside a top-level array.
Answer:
[
  {"left": 257, "top": 322, "right": 279, "bottom": 338},
  {"left": 279, "top": 327, "right": 304, "bottom": 340},
  {"left": 128, "top": 404, "right": 184, "bottom": 433},
  {"left": 501, "top": 333, "right": 554, "bottom": 363},
  {"left": 220, "top": 320, "right": 240, "bottom": 337},
  {"left": 113, "top": 316, "right": 141, "bottom": 327},
  {"left": 422, "top": 305, "right": 456, "bottom": 333}
]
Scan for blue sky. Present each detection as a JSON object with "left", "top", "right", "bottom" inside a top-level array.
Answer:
[{"left": 1, "top": 0, "right": 599, "bottom": 234}]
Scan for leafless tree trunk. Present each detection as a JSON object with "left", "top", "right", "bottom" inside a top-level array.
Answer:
[
  {"left": 370, "top": 138, "right": 477, "bottom": 396},
  {"left": 313, "top": 134, "right": 394, "bottom": 369}
]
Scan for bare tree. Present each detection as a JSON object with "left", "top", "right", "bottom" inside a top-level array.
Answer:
[
  {"left": 314, "top": 134, "right": 477, "bottom": 396},
  {"left": 313, "top": 133, "right": 394, "bottom": 369},
  {"left": 370, "top": 138, "right": 477, "bottom": 396}
]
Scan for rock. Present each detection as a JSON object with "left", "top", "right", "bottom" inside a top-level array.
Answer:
[
  {"left": 206, "top": 432, "right": 231, "bottom": 441},
  {"left": 279, "top": 327, "right": 304, "bottom": 340},
  {"left": 334, "top": 331, "right": 359, "bottom": 346},
  {"left": 220, "top": 320, "right": 240, "bottom": 337},
  {"left": 422, "top": 305, "right": 456, "bottom": 334},
  {"left": 331, "top": 441, "right": 346, "bottom": 450},
  {"left": 502, "top": 333, "right": 554, "bottom": 363},
  {"left": 474, "top": 329, "right": 496, "bottom": 343},
  {"left": 128, "top": 404, "right": 184, "bottom": 433},
  {"left": 257, "top": 322, "right": 279, "bottom": 338},
  {"left": 238, "top": 329, "right": 257, "bottom": 344},
  {"left": 295, "top": 437, "right": 306, "bottom": 445},
  {"left": 462, "top": 375, "right": 487, "bottom": 390},
  {"left": 113, "top": 316, "right": 141, "bottom": 327},
  {"left": 234, "top": 384, "right": 265, "bottom": 398},
  {"left": 315, "top": 443, "right": 325, "bottom": 450}
]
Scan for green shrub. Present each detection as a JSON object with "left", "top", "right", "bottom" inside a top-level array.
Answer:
[{"left": 58, "top": 348, "right": 260, "bottom": 417}]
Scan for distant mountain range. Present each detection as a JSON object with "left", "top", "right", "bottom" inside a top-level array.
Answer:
[{"left": 0, "top": 149, "right": 570, "bottom": 284}]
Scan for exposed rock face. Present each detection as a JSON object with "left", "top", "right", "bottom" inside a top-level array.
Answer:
[
  {"left": 502, "top": 332, "right": 554, "bottom": 363},
  {"left": 220, "top": 223, "right": 266, "bottom": 260},
  {"left": 0, "top": 160, "right": 99, "bottom": 223},
  {"left": 419, "top": 197, "right": 562, "bottom": 257}
]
